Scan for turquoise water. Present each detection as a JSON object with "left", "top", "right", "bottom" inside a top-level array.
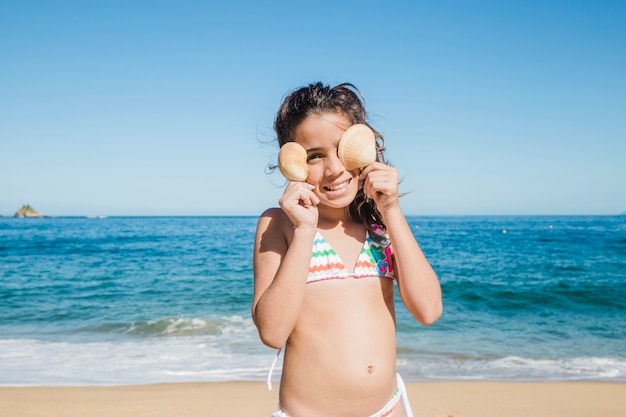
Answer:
[{"left": 1, "top": 216, "right": 624, "bottom": 385}]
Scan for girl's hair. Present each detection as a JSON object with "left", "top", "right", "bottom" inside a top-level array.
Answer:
[{"left": 274, "top": 82, "right": 389, "bottom": 238}]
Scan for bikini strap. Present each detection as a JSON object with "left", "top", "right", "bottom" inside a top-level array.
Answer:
[
  {"left": 267, "top": 347, "right": 282, "bottom": 391},
  {"left": 396, "top": 373, "right": 414, "bottom": 417}
]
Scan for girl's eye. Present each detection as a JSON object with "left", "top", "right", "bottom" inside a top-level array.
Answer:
[{"left": 307, "top": 153, "right": 323, "bottom": 162}]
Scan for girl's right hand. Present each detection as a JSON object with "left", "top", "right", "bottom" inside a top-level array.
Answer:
[{"left": 278, "top": 181, "right": 319, "bottom": 229}]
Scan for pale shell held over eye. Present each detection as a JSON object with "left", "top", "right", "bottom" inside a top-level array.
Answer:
[
  {"left": 278, "top": 142, "right": 310, "bottom": 182},
  {"left": 338, "top": 124, "right": 377, "bottom": 171}
]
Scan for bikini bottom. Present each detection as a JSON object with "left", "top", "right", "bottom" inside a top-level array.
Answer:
[{"left": 271, "top": 373, "right": 414, "bottom": 417}]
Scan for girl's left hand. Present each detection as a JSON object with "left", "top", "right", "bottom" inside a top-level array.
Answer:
[{"left": 360, "top": 162, "right": 400, "bottom": 214}]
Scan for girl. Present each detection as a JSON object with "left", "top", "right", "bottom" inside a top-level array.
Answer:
[{"left": 252, "top": 82, "right": 442, "bottom": 417}]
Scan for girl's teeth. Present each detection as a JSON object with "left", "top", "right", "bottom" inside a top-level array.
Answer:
[{"left": 325, "top": 180, "right": 350, "bottom": 191}]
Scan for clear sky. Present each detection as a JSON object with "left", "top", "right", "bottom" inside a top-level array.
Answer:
[{"left": 1, "top": 1, "right": 625, "bottom": 216}]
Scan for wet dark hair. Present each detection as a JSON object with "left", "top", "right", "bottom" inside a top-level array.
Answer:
[{"left": 274, "top": 82, "right": 389, "bottom": 238}]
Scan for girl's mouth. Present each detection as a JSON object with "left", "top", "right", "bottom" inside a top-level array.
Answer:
[{"left": 323, "top": 178, "right": 351, "bottom": 192}]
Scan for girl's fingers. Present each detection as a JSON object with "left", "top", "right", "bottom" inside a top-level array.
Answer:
[
  {"left": 362, "top": 165, "right": 398, "bottom": 198},
  {"left": 279, "top": 182, "right": 319, "bottom": 227}
]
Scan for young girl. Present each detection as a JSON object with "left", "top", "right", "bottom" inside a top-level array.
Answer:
[{"left": 252, "top": 82, "right": 442, "bottom": 417}]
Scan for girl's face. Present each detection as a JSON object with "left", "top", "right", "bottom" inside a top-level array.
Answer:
[{"left": 293, "top": 112, "right": 360, "bottom": 211}]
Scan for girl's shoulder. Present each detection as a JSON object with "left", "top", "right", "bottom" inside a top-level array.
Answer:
[
  {"left": 256, "top": 207, "right": 294, "bottom": 242},
  {"left": 258, "top": 207, "right": 291, "bottom": 227}
]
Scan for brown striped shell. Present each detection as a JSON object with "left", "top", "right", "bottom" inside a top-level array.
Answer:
[
  {"left": 278, "top": 142, "right": 310, "bottom": 182},
  {"left": 338, "top": 124, "right": 377, "bottom": 171}
]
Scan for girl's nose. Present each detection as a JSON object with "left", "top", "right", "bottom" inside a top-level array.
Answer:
[{"left": 325, "top": 151, "right": 345, "bottom": 177}]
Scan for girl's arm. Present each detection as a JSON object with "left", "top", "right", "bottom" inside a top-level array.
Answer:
[
  {"left": 251, "top": 182, "right": 319, "bottom": 348},
  {"left": 361, "top": 163, "right": 443, "bottom": 325},
  {"left": 382, "top": 206, "right": 442, "bottom": 325}
]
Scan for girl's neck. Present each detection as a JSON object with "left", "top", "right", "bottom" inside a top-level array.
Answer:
[{"left": 317, "top": 206, "right": 353, "bottom": 229}]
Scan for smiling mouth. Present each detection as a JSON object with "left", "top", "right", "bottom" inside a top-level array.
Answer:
[{"left": 323, "top": 178, "right": 351, "bottom": 192}]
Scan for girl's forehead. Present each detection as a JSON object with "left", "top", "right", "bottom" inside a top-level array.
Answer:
[{"left": 294, "top": 113, "right": 351, "bottom": 147}]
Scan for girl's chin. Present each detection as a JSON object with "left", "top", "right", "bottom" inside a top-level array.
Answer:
[{"left": 319, "top": 189, "right": 359, "bottom": 208}]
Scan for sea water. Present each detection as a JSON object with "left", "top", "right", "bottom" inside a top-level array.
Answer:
[{"left": 0, "top": 215, "right": 624, "bottom": 386}]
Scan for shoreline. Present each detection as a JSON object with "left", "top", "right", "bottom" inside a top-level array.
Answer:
[{"left": 1, "top": 381, "right": 625, "bottom": 417}]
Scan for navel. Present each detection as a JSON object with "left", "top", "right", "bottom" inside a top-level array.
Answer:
[{"left": 367, "top": 365, "right": 375, "bottom": 374}]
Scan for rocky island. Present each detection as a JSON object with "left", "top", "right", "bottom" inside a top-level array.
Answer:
[{"left": 14, "top": 204, "right": 45, "bottom": 218}]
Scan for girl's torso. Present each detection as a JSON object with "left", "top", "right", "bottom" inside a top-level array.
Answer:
[{"left": 279, "top": 225, "right": 399, "bottom": 416}]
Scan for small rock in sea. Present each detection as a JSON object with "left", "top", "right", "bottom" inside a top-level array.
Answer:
[{"left": 14, "top": 204, "right": 45, "bottom": 218}]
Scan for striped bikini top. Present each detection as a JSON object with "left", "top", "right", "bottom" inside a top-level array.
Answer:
[{"left": 308, "top": 227, "right": 394, "bottom": 283}]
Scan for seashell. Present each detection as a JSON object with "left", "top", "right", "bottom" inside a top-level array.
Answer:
[
  {"left": 278, "top": 142, "right": 310, "bottom": 181},
  {"left": 338, "top": 124, "right": 377, "bottom": 171}
]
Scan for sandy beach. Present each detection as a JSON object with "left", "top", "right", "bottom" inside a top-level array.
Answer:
[{"left": 1, "top": 381, "right": 625, "bottom": 417}]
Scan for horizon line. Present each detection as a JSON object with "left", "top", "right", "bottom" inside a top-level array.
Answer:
[{"left": 2, "top": 213, "right": 625, "bottom": 218}]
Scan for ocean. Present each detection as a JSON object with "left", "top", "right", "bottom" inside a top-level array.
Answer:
[{"left": 0, "top": 215, "right": 624, "bottom": 386}]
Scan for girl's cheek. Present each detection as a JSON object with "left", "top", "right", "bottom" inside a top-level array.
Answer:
[{"left": 307, "top": 165, "right": 324, "bottom": 184}]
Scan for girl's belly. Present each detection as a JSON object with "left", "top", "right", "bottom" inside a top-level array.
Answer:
[{"left": 279, "top": 277, "right": 398, "bottom": 417}]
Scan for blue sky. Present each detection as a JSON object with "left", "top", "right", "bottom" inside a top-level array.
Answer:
[{"left": 1, "top": 1, "right": 625, "bottom": 216}]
